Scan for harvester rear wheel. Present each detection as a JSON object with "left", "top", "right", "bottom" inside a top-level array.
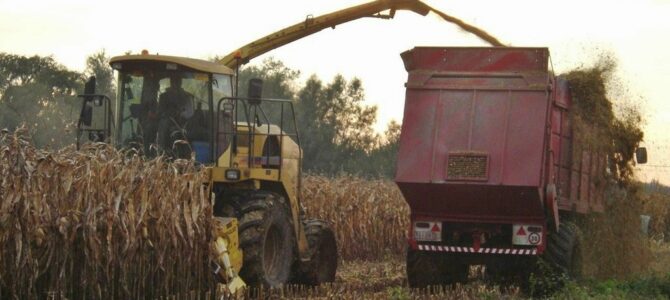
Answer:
[
  {"left": 292, "top": 220, "right": 338, "bottom": 285},
  {"left": 237, "top": 191, "right": 295, "bottom": 287},
  {"left": 544, "top": 221, "right": 582, "bottom": 279}
]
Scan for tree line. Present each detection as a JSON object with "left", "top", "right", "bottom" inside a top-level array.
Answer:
[
  {"left": 0, "top": 52, "right": 399, "bottom": 178},
  {"left": 0, "top": 51, "right": 115, "bottom": 148}
]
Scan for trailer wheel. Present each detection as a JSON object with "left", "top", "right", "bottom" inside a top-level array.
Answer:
[
  {"left": 485, "top": 256, "right": 533, "bottom": 286},
  {"left": 544, "top": 221, "right": 582, "bottom": 279},
  {"left": 443, "top": 255, "right": 469, "bottom": 284},
  {"left": 407, "top": 248, "right": 443, "bottom": 288},
  {"left": 291, "top": 220, "right": 338, "bottom": 285},
  {"left": 407, "top": 247, "right": 469, "bottom": 288},
  {"left": 237, "top": 191, "right": 295, "bottom": 287}
]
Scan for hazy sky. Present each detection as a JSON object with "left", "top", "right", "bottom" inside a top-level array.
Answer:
[{"left": 1, "top": 0, "right": 669, "bottom": 184}]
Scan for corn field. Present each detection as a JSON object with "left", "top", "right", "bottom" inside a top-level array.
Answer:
[
  {"left": 2, "top": 126, "right": 655, "bottom": 299},
  {"left": 0, "top": 129, "right": 216, "bottom": 299},
  {"left": 301, "top": 175, "right": 408, "bottom": 261},
  {"left": 0, "top": 129, "right": 413, "bottom": 298}
]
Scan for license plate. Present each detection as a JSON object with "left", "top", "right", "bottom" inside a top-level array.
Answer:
[{"left": 415, "top": 229, "right": 441, "bottom": 242}]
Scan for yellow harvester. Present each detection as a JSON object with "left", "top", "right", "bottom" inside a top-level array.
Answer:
[{"left": 75, "top": 0, "right": 435, "bottom": 292}]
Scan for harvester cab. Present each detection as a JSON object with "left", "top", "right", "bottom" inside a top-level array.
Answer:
[
  {"left": 100, "top": 54, "right": 235, "bottom": 160},
  {"left": 76, "top": 54, "right": 337, "bottom": 291}
]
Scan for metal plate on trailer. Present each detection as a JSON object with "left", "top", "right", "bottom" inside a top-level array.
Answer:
[
  {"left": 414, "top": 221, "right": 442, "bottom": 242},
  {"left": 512, "top": 224, "right": 543, "bottom": 246}
]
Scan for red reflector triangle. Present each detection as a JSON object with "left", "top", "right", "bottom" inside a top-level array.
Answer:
[
  {"left": 431, "top": 224, "right": 440, "bottom": 232},
  {"left": 517, "top": 226, "right": 527, "bottom": 236}
]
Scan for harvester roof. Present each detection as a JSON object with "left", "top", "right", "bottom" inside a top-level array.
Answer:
[{"left": 110, "top": 54, "right": 234, "bottom": 75}]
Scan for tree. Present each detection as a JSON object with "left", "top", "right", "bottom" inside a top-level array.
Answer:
[
  {"left": 218, "top": 57, "right": 400, "bottom": 177},
  {"left": 0, "top": 50, "right": 117, "bottom": 148},
  {"left": 85, "top": 50, "right": 116, "bottom": 101},
  {"left": 82, "top": 50, "right": 116, "bottom": 136},
  {"left": 0, "top": 53, "right": 82, "bottom": 147},
  {"left": 295, "top": 75, "right": 336, "bottom": 172},
  {"left": 237, "top": 57, "right": 300, "bottom": 100},
  {"left": 0, "top": 52, "right": 403, "bottom": 174},
  {"left": 232, "top": 58, "right": 302, "bottom": 134},
  {"left": 367, "top": 120, "right": 401, "bottom": 177},
  {"left": 295, "top": 75, "right": 379, "bottom": 174}
]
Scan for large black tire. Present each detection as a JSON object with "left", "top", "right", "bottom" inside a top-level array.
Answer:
[
  {"left": 291, "top": 220, "right": 338, "bottom": 285},
  {"left": 544, "top": 222, "right": 582, "bottom": 279},
  {"left": 485, "top": 256, "right": 534, "bottom": 287},
  {"left": 444, "top": 255, "right": 469, "bottom": 285},
  {"left": 407, "top": 247, "right": 469, "bottom": 288},
  {"left": 237, "top": 191, "right": 295, "bottom": 287}
]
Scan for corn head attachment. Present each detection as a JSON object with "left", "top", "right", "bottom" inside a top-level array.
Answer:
[{"left": 211, "top": 217, "right": 246, "bottom": 293}]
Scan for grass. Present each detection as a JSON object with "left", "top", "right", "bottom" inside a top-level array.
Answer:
[{"left": 550, "top": 274, "right": 670, "bottom": 299}]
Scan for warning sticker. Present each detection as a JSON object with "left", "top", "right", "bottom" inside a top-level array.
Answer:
[
  {"left": 414, "top": 222, "right": 442, "bottom": 242},
  {"left": 528, "top": 233, "right": 541, "bottom": 245},
  {"left": 512, "top": 224, "right": 543, "bottom": 246},
  {"left": 516, "top": 226, "right": 527, "bottom": 236}
]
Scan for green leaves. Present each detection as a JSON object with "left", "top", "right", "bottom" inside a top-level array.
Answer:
[
  {"left": 296, "top": 74, "right": 380, "bottom": 174},
  {"left": 0, "top": 50, "right": 114, "bottom": 148}
]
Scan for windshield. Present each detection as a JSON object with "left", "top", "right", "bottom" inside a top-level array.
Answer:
[{"left": 116, "top": 66, "right": 232, "bottom": 162}]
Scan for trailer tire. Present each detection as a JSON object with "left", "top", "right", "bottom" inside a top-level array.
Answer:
[
  {"left": 407, "top": 248, "right": 443, "bottom": 288},
  {"left": 544, "top": 221, "right": 582, "bottom": 279},
  {"left": 443, "top": 255, "right": 469, "bottom": 284},
  {"left": 291, "top": 220, "right": 338, "bottom": 285},
  {"left": 407, "top": 247, "right": 469, "bottom": 288},
  {"left": 237, "top": 191, "right": 295, "bottom": 287},
  {"left": 485, "top": 262, "right": 512, "bottom": 285},
  {"left": 485, "top": 257, "right": 532, "bottom": 286}
]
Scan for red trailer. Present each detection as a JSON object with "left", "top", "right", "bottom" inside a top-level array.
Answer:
[{"left": 396, "top": 47, "right": 606, "bottom": 286}]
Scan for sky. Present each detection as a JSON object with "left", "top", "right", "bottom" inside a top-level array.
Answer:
[{"left": 1, "top": 0, "right": 669, "bottom": 184}]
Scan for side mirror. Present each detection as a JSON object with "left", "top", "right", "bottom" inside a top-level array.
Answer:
[
  {"left": 80, "top": 104, "right": 93, "bottom": 127},
  {"left": 84, "top": 76, "right": 106, "bottom": 106},
  {"left": 636, "top": 147, "right": 647, "bottom": 164},
  {"left": 79, "top": 76, "right": 97, "bottom": 127},
  {"left": 248, "top": 78, "right": 263, "bottom": 105},
  {"left": 84, "top": 76, "right": 96, "bottom": 95}
]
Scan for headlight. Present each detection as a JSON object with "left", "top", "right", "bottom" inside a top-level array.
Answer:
[{"left": 225, "top": 169, "right": 240, "bottom": 180}]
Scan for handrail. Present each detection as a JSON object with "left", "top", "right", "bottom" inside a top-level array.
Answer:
[
  {"left": 76, "top": 94, "right": 113, "bottom": 149},
  {"left": 215, "top": 97, "right": 301, "bottom": 183}
]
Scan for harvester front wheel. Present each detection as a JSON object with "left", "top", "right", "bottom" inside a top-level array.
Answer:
[
  {"left": 292, "top": 220, "right": 338, "bottom": 285},
  {"left": 237, "top": 191, "right": 295, "bottom": 287}
]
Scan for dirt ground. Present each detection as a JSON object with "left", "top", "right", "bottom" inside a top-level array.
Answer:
[
  {"left": 264, "top": 240, "right": 670, "bottom": 299},
  {"left": 256, "top": 260, "right": 516, "bottom": 299},
  {"left": 331, "top": 259, "right": 518, "bottom": 299}
]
